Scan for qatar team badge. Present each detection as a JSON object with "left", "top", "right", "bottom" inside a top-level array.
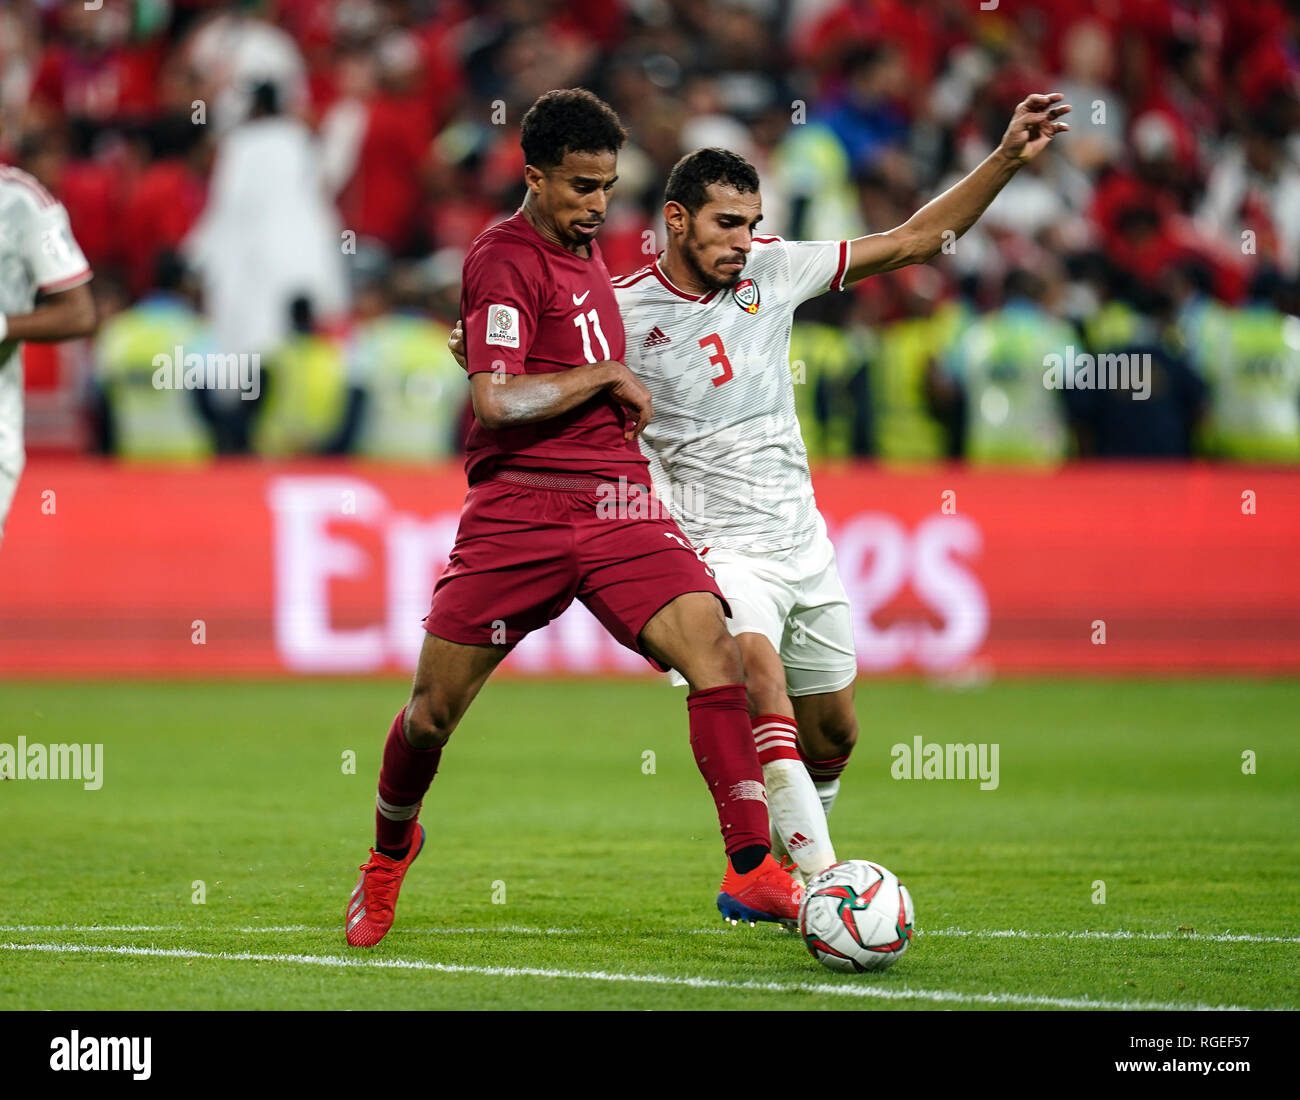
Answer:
[{"left": 732, "top": 278, "right": 760, "bottom": 314}]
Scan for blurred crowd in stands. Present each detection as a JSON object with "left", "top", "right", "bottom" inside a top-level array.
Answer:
[{"left": 3, "top": 0, "right": 1298, "bottom": 464}]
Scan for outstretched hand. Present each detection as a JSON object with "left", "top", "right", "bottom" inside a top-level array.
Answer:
[{"left": 999, "top": 93, "right": 1071, "bottom": 164}]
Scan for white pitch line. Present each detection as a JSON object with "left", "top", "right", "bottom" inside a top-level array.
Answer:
[
  {"left": 689, "top": 926, "right": 1300, "bottom": 945},
  {"left": 917, "top": 928, "right": 1300, "bottom": 945},
  {"left": 0, "top": 924, "right": 187, "bottom": 933},
  {"left": 0, "top": 924, "right": 587, "bottom": 935},
  {"left": 0, "top": 941, "right": 1255, "bottom": 1012},
  {"left": 2, "top": 924, "right": 1297, "bottom": 944}
]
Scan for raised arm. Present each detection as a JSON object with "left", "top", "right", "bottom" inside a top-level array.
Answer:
[{"left": 841, "top": 92, "right": 1072, "bottom": 284}]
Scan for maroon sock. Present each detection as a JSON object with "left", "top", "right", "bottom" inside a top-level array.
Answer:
[
  {"left": 687, "top": 684, "right": 770, "bottom": 857},
  {"left": 798, "top": 743, "right": 852, "bottom": 783},
  {"left": 374, "top": 706, "right": 442, "bottom": 851}
]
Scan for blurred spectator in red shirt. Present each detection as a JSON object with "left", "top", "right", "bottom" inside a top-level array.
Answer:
[
  {"left": 27, "top": 0, "right": 162, "bottom": 149},
  {"left": 120, "top": 116, "right": 207, "bottom": 298},
  {"left": 797, "top": 0, "right": 948, "bottom": 95},
  {"left": 321, "top": 31, "right": 435, "bottom": 257}
]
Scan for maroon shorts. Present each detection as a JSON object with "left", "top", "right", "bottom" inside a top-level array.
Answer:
[{"left": 424, "top": 469, "right": 728, "bottom": 670}]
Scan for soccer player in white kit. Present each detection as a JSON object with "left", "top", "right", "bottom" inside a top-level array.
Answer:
[
  {"left": 611, "top": 172, "right": 857, "bottom": 885},
  {"left": 449, "top": 93, "right": 1071, "bottom": 895},
  {"left": 611, "top": 94, "right": 1071, "bottom": 886},
  {"left": 0, "top": 165, "right": 97, "bottom": 544}
]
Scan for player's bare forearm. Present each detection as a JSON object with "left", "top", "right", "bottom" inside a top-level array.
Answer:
[
  {"left": 893, "top": 148, "right": 1021, "bottom": 264},
  {"left": 3, "top": 284, "right": 97, "bottom": 343},
  {"left": 843, "top": 93, "right": 1070, "bottom": 283},
  {"left": 469, "top": 362, "right": 618, "bottom": 431},
  {"left": 454, "top": 320, "right": 652, "bottom": 439}
]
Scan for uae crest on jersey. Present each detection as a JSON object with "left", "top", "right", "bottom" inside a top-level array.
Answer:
[{"left": 732, "top": 278, "right": 760, "bottom": 314}]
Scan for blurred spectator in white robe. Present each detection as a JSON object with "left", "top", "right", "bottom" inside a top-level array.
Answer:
[{"left": 185, "top": 81, "right": 347, "bottom": 360}]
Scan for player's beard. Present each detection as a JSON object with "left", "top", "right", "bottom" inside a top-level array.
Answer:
[
  {"left": 684, "top": 225, "right": 746, "bottom": 291},
  {"left": 565, "top": 216, "right": 603, "bottom": 250}
]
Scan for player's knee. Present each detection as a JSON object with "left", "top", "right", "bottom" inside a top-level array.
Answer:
[
  {"left": 403, "top": 698, "right": 456, "bottom": 749},
  {"left": 819, "top": 711, "right": 858, "bottom": 753},
  {"left": 688, "top": 626, "right": 744, "bottom": 688},
  {"left": 711, "top": 629, "right": 746, "bottom": 686}
]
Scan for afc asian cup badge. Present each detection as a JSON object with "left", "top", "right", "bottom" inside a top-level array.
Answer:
[
  {"left": 485, "top": 303, "right": 520, "bottom": 347},
  {"left": 732, "top": 278, "right": 760, "bottom": 314}
]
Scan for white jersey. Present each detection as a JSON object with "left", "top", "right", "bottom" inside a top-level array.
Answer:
[
  {"left": 614, "top": 236, "right": 848, "bottom": 552},
  {"left": 0, "top": 166, "right": 92, "bottom": 482}
]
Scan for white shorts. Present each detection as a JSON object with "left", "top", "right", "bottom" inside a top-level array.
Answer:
[{"left": 672, "top": 511, "right": 857, "bottom": 697}]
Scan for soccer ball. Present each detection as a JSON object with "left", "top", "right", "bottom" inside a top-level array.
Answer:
[{"left": 799, "top": 859, "right": 914, "bottom": 973}]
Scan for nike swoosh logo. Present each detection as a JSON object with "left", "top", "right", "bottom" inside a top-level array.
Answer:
[{"left": 572, "top": 291, "right": 591, "bottom": 305}]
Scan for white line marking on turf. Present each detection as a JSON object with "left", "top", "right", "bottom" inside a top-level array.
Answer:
[
  {"left": 3, "top": 924, "right": 1298, "bottom": 943},
  {"left": 0, "top": 924, "right": 189, "bottom": 933},
  {"left": 917, "top": 928, "right": 1300, "bottom": 945},
  {"left": 0, "top": 924, "right": 586, "bottom": 935},
  {"left": 0, "top": 941, "right": 1255, "bottom": 1012}
]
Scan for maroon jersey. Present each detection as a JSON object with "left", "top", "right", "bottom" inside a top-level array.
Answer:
[{"left": 459, "top": 209, "right": 649, "bottom": 484}]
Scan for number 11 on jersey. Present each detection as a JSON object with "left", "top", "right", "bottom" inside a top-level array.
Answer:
[{"left": 574, "top": 309, "right": 611, "bottom": 363}]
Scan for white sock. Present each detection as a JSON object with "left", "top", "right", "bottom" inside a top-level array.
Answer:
[
  {"left": 770, "top": 818, "right": 790, "bottom": 865},
  {"left": 755, "top": 715, "right": 836, "bottom": 880},
  {"left": 815, "top": 778, "right": 840, "bottom": 818}
]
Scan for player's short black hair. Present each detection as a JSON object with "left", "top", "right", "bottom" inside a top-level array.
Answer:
[
  {"left": 520, "top": 89, "right": 627, "bottom": 170},
  {"left": 664, "top": 148, "right": 760, "bottom": 215}
]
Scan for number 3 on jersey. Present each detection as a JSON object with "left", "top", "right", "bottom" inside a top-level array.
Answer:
[
  {"left": 574, "top": 309, "right": 611, "bottom": 363},
  {"left": 699, "top": 333, "right": 733, "bottom": 387}
]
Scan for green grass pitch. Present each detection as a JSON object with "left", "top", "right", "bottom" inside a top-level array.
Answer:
[{"left": 1, "top": 678, "right": 1297, "bottom": 1011}]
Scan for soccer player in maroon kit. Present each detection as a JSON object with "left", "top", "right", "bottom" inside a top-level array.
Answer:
[{"left": 346, "top": 89, "right": 803, "bottom": 946}]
